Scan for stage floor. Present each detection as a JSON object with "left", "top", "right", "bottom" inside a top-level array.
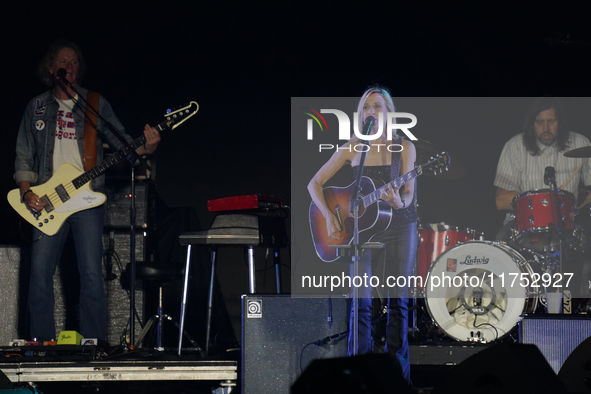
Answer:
[{"left": 0, "top": 358, "right": 237, "bottom": 393}]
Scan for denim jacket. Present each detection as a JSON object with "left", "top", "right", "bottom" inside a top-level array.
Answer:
[{"left": 14, "top": 87, "right": 133, "bottom": 192}]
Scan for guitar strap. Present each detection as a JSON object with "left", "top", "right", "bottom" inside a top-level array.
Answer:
[
  {"left": 390, "top": 137, "right": 402, "bottom": 181},
  {"left": 83, "top": 91, "right": 99, "bottom": 171}
]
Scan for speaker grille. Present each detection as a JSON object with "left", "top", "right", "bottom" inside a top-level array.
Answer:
[
  {"left": 0, "top": 247, "right": 23, "bottom": 346},
  {"left": 241, "top": 295, "right": 348, "bottom": 394},
  {"left": 0, "top": 233, "right": 145, "bottom": 347},
  {"left": 519, "top": 314, "right": 591, "bottom": 374}
]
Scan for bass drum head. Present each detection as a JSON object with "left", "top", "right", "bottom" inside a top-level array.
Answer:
[{"left": 424, "top": 241, "right": 537, "bottom": 342}]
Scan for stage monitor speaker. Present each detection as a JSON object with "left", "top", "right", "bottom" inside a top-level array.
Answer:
[
  {"left": 519, "top": 314, "right": 591, "bottom": 374},
  {"left": 434, "top": 343, "right": 566, "bottom": 394},
  {"left": 292, "top": 353, "right": 411, "bottom": 394},
  {"left": 241, "top": 295, "right": 348, "bottom": 394},
  {"left": 558, "top": 336, "right": 591, "bottom": 393}
]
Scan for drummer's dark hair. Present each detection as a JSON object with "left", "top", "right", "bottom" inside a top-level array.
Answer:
[{"left": 522, "top": 97, "right": 569, "bottom": 155}]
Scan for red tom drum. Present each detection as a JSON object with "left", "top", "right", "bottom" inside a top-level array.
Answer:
[{"left": 511, "top": 189, "right": 579, "bottom": 252}]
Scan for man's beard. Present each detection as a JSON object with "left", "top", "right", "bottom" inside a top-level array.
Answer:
[{"left": 538, "top": 132, "right": 557, "bottom": 146}]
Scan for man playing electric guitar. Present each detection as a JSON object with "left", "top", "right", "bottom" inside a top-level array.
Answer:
[
  {"left": 14, "top": 40, "right": 160, "bottom": 343},
  {"left": 307, "top": 85, "right": 417, "bottom": 387}
]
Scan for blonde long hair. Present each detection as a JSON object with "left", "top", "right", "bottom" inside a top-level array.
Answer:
[{"left": 352, "top": 85, "right": 397, "bottom": 143}]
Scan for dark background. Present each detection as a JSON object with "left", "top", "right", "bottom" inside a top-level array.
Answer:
[{"left": 2, "top": 2, "right": 591, "bottom": 344}]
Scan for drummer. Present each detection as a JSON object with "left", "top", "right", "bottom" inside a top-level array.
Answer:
[
  {"left": 494, "top": 97, "right": 591, "bottom": 242},
  {"left": 494, "top": 97, "right": 591, "bottom": 306}
]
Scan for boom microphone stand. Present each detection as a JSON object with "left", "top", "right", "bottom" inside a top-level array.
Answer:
[
  {"left": 56, "top": 72, "right": 150, "bottom": 345},
  {"left": 333, "top": 116, "right": 379, "bottom": 355}
]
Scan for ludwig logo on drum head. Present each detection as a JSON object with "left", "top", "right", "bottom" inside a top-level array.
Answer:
[{"left": 460, "top": 255, "right": 490, "bottom": 265}]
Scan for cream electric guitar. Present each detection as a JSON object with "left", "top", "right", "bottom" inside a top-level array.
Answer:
[{"left": 8, "top": 101, "right": 199, "bottom": 236}]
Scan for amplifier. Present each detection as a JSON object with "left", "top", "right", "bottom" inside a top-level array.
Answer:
[
  {"left": 104, "top": 182, "right": 155, "bottom": 229},
  {"left": 519, "top": 313, "right": 591, "bottom": 374},
  {"left": 0, "top": 247, "right": 25, "bottom": 347},
  {"left": 102, "top": 230, "right": 147, "bottom": 263},
  {"left": 0, "top": 236, "right": 145, "bottom": 347},
  {"left": 241, "top": 295, "right": 348, "bottom": 394},
  {"left": 52, "top": 232, "right": 146, "bottom": 346}
]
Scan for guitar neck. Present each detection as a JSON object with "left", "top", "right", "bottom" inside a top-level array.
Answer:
[
  {"left": 362, "top": 167, "right": 421, "bottom": 207},
  {"left": 71, "top": 135, "right": 146, "bottom": 189},
  {"left": 69, "top": 101, "right": 198, "bottom": 190}
]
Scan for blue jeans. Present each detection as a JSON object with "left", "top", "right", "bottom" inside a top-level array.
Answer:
[
  {"left": 347, "top": 222, "right": 417, "bottom": 384},
  {"left": 28, "top": 206, "right": 107, "bottom": 342}
]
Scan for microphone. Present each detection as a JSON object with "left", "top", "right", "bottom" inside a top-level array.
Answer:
[
  {"left": 544, "top": 166, "right": 556, "bottom": 186},
  {"left": 360, "top": 115, "right": 375, "bottom": 142},
  {"left": 314, "top": 331, "right": 348, "bottom": 346},
  {"left": 56, "top": 68, "right": 67, "bottom": 79},
  {"left": 55, "top": 68, "right": 70, "bottom": 88}
]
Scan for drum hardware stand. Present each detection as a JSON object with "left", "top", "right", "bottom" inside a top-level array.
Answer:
[
  {"left": 545, "top": 166, "right": 564, "bottom": 313},
  {"left": 408, "top": 286, "right": 422, "bottom": 334},
  {"left": 410, "top": 206, "right": 421, "bottom": 334}
]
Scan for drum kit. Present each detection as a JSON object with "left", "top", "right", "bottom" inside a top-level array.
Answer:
[{"left": 412, "top": 141, "right": 591, "bottom": 344}]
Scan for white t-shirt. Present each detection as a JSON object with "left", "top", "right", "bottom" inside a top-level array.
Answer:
[{"left": 53, "top": 96, "right": 83, "bottom": 173}]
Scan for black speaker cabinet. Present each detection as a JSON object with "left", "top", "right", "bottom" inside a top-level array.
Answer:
[
  {"left": 519, "top": 314, "right": 591, "bottom": 374},
  {"left": 241, "top": 295, "right": 348, "bottom": 394}
]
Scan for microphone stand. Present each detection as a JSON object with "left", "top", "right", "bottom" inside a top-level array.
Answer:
[
  {"left": 56, "top": 77, "right": 151, "bottom": 346},
  {"left": 346, "top": 118, "right": 374, "bottom": 355}
]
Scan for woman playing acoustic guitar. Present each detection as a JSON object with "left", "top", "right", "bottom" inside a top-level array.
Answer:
[{"left": 307, "top": 85, "right": 417, "bottom": 386}]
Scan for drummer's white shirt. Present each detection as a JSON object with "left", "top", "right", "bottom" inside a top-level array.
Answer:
[{"left": 494, "top": 131, "right": 591, "bottom": 222}]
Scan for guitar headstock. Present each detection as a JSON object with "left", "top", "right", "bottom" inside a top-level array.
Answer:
[
  {"left": 422, "top": 152, "right": 450, "bottom": 175},
  {"left": 158, "top": 101, "right": 199, "bottom": 131}
]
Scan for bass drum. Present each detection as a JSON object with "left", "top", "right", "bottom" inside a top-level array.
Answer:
[
  {"left": 417, "top": 223, "right": 483, "bottom": 289},
  {"left": 424, "top": 241, "right": 538, "bottom": 342}
]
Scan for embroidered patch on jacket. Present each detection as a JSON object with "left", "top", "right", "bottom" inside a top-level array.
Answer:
[
  {"left": 34, "top": 99, "right": 46, "bottom": 116},
  {"left": 35, "top": 120, "right": 45, "bottom": 130}
]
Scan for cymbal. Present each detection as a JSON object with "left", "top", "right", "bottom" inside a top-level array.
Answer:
[
  {"left": 413, "top": 139, "right": 466, "bottom": 179},
  {"left": 564, "top": 146, "right": 591, "bottom": 158}
]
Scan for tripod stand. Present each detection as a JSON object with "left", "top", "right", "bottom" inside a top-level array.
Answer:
[{"left": 131, "top": 261, "right": 201, "bottom": 351}]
